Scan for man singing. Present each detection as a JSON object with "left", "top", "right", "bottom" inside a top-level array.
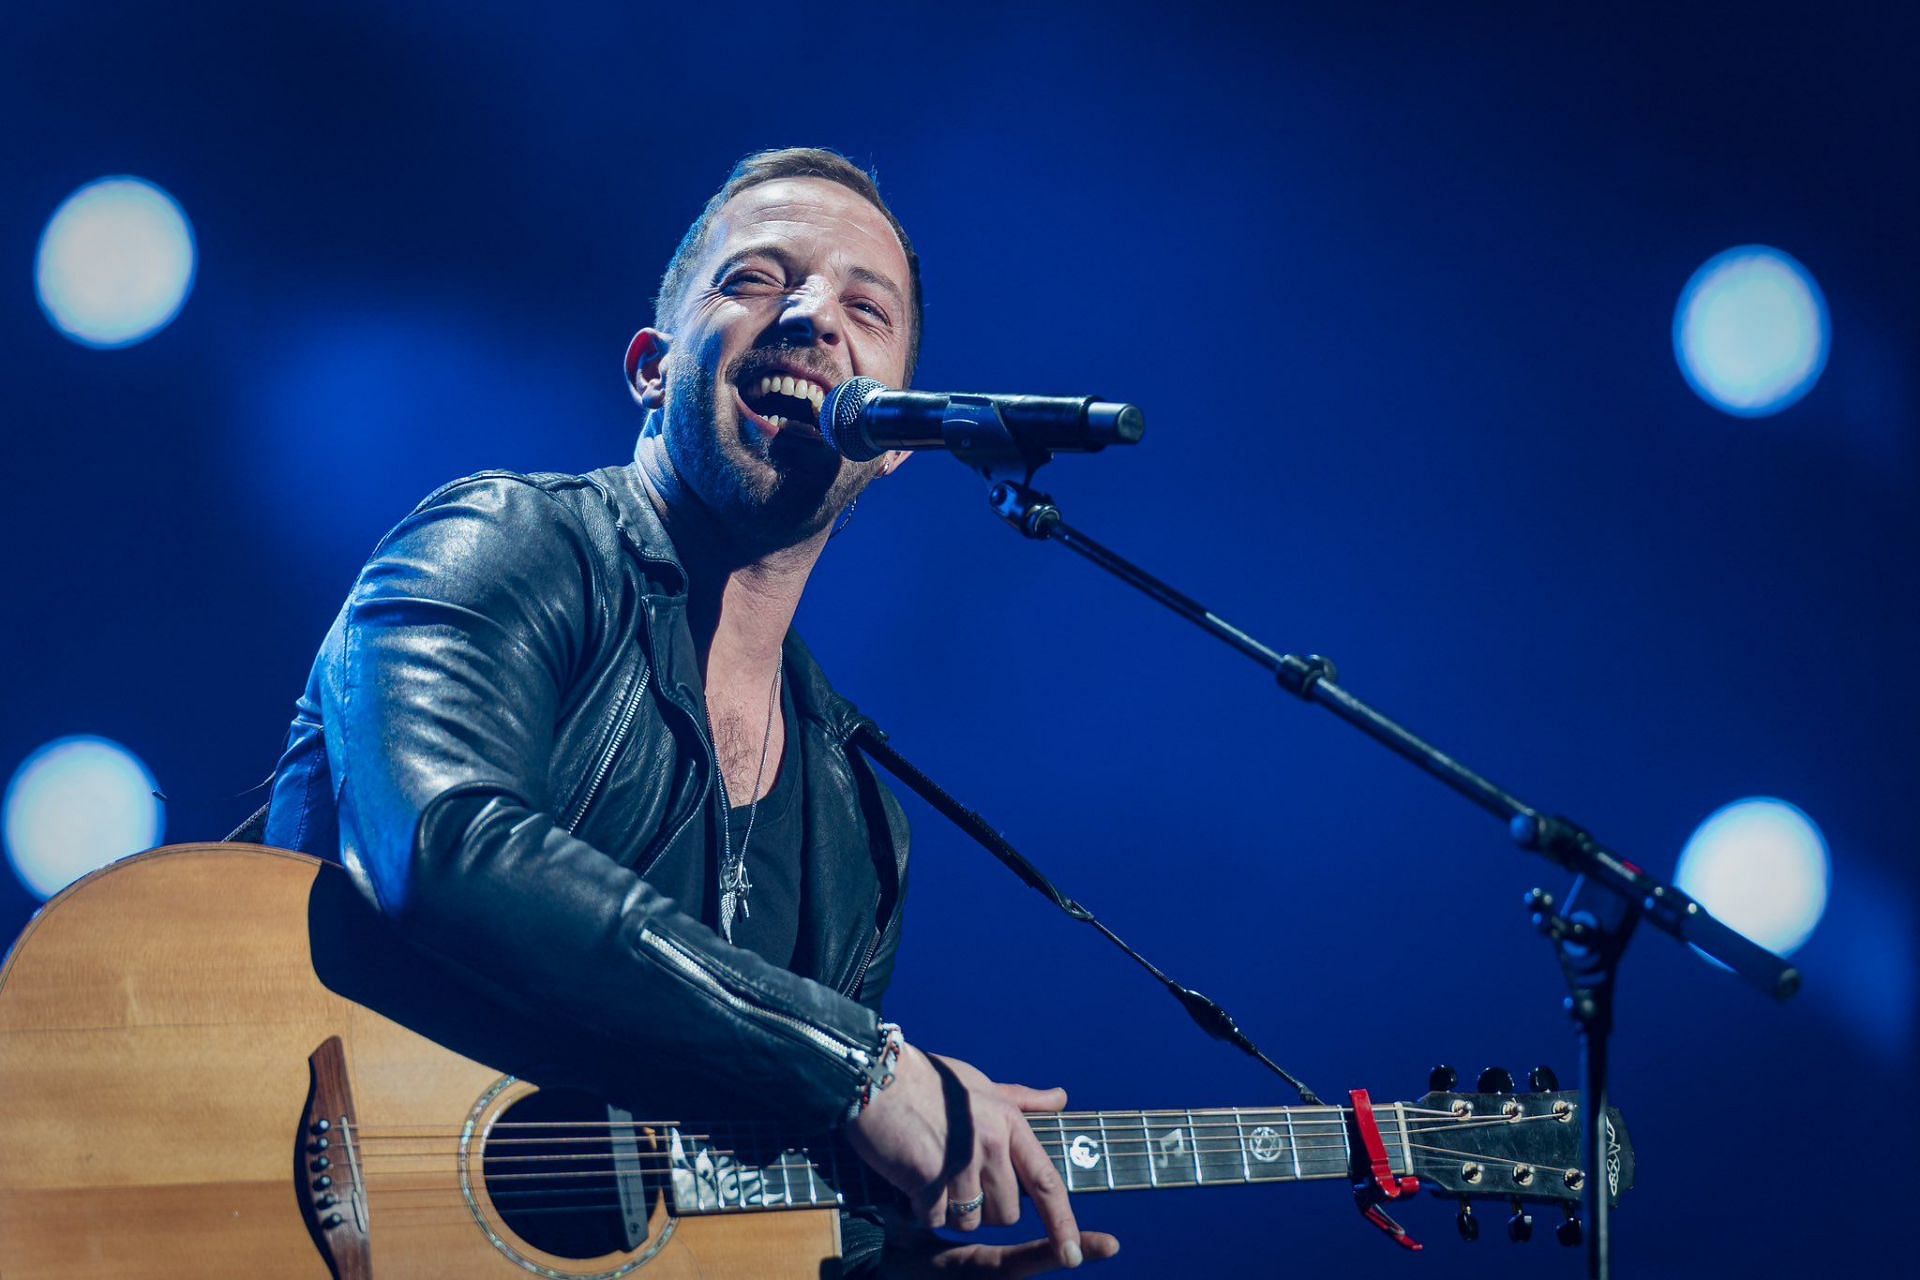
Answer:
[{"left": 264, "top": 147, "right": 1119, "bottom": 1277}]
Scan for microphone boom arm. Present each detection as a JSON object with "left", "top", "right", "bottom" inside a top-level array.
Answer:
[{"left": 977, "top": 473, "right": 1800, "bottom": 1280}]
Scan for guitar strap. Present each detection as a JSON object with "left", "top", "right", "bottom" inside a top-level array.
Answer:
[{"left": 225, "top": 799, "right": 271, "bottom": 843}]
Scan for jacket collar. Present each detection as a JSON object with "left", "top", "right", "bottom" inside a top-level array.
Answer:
[{"left": 589, "top": 458, "right": 871, "bottom": 744}]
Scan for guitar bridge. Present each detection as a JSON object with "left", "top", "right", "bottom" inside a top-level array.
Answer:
[{"left": 299, "top": 1035, "right": 370, "bottom": 1280}]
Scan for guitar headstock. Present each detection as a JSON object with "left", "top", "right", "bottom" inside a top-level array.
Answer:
[{"left": 1402, "top": 1064, "right": 1634, "bottom": 1245}]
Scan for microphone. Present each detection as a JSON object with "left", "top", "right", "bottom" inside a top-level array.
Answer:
[{"left": 819, "top": 377, "right": 1145, "bottom": 463}]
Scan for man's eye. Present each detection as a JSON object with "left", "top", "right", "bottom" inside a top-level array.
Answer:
[
  {"left": 727, "top": 271, "right": 777, "bottom": 289},
  {"left": 850, "top": 299, "right": 889, "bottom": 323}
]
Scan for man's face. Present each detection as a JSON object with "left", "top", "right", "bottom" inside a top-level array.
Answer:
[{"left": 653, "top": 177, "right": 914, "bottom": 546}]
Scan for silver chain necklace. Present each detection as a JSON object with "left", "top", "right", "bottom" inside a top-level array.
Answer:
[{"left": 718, "top": 664, "right": 781, "bottom": 942}]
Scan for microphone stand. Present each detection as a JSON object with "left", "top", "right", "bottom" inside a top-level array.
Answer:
[{"left": 925, "top": 407, "right": 1799, "bottom": 1280}]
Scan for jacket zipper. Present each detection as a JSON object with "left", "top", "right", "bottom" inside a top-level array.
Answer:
[
  {"left": 624, "top": 671, "right": 717, "bottom": 880},
  {"left": 835, "top": 724, "right": 893, "bottom": 1000},
  {"left": 637, "top": 926, "right": 872, "bottom": 1070},
  {"left": 565, "top": 665, "right": 651, "bottom": 835},
  {"left": 840, "top": 922, "right": 882, "bottom": 999}
]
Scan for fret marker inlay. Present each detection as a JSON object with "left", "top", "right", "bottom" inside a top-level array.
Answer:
[{"left": 1153, "top": 1126, "right": 1186, "bottom": 1172}]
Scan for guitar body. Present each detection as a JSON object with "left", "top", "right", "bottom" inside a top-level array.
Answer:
[{"left": 0, "top": 845, "right": 841, "bottom": 1279}]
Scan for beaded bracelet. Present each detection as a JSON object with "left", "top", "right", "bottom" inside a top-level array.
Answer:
[{"left": 844, "top": 1022, "right": 903, "bottom": 1123}]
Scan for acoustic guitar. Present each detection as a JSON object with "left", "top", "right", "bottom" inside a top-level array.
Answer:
[{"left": 0, "top": 845, "right": 1632, "bottom": 1276}]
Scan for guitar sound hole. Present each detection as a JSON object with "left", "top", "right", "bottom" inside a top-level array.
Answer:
[{"left": 483, "top": 1088, "right": 647, "bottom": 1259}]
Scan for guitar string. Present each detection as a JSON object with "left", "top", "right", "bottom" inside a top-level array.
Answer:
[
  {"left": 345, "top": 1128, "right": 1512, "bottom": 1182},
  {"left": 356, "top": 1139, "right": 1554, "bottom": 1189},
  {"left": 345, "top": 1116, "right": 1472, "bottom": 1147},
  {"left": 343, "top": 1125, "right": 1520, "bottom": 1176},
  {"left": 350, "top": 1130, "right": 1559, "bottom": 1197},
  {"left": 340, "top": 1106, "right": 1476, "bottom": 1143},
  {"left": 343, "top": 1114, "right": 1560, "bottom": 1172},
  {"left": 349, "top": 1116, "right": 1567, "bottom": 1171},
  {"left": 331, "top": 1133, "right": 1555, "bottom": 1224},
  {"left": 340, "top": 1112, "right": 1572, "bottom": 1213},
  {"left": 341, "top": 1104, "right": 1462, "bottom": 1134}
]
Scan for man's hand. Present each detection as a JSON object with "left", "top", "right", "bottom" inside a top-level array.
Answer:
[{"left": 846, "top": 1042, "right": 1116, "bottom": 1271}]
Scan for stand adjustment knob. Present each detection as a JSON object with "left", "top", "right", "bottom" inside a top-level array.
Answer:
[
  {"left": 1456, "top": 1201, "right": 1478, "bottom": 1241},
  {"left": 1527, "top": 1065, "right": 1559, "bottom": 1092},
  {"left": 1507, "top": 1203, "right": 1533, "bottom": 1243},
  {"left": 1428, "top": 1064, "right": 1457, "bottom": 1092},
  {"left": 1477, "top": 1066, "right": 1514, "bottom": 1094}
]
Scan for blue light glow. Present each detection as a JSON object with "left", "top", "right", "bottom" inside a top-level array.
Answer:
[
  {"left": 1673, "top": 246, "right": 1828, "bottom": 417},
  {"left": 3, "top": 735, "right": 165, "bottom": 900},
  {"left": 1675, "top": 797, "right": 1829, "bottom": 958},
  {"left": 35, "top": 176, "right": 197, "bottom": 349}
]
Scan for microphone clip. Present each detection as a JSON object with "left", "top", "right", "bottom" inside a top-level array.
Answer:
[{"left": 939, "top": 395, "right": 1052, "bottom": 483}]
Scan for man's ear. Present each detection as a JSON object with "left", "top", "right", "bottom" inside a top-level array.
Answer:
[
  {"left": 879, "top": 449, "right": 910, "bottom": 478},
  {"left": 624, "top": 328, "right": 672, "bottom": 409}
]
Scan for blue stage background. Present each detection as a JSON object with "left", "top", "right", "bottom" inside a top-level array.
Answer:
[{"left": 4, "top": 3, "right": 1916, "bottom": 1275}]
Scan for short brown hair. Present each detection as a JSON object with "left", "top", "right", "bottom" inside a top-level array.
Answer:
[{"left": 653, "top": 147, "right": 923, "bottom": 380}]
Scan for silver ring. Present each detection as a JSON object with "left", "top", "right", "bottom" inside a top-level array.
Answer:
[{"left": 947, "top": 1191, "right": 986, "bottom": 1219}]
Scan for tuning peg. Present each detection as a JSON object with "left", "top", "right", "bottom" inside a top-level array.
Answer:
[
  {"left": 1456, "top": 1200, "right": 1479, "bottom": 1242},
  {"left": 1429, "top": 1064, "right": 1458, "bottom": 1092},
  {"left": 1556, "top": 1207, "right": 1584, "bottom": 1247},
  {"left": 1507, "top": 1202, "right": 1533, "bottom": 1243},
  {"left": 1527, "top": 1065, "right": 1560, "bottom": 1092},
  {"left": 1477, "top": 1066, "right": 1515, "bottom": 1094}
]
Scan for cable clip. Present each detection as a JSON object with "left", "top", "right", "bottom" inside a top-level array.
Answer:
[{"left": 1347, "top": 1088, "right": 1423, "bottom": 1252}]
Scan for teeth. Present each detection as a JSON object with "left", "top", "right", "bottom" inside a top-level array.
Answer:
[
  {"left": 746, "top": 373, "right": 825, "bottom": 415},
  {"left": 766, "top": 414, "right": 786, "bottom": 428}
]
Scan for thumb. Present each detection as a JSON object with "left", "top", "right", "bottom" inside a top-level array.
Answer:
[{"left": 996, "top": 1083, "right": 1068, "bottom": 1112}]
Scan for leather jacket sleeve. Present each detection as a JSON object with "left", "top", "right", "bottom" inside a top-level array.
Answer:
[{"left": 321, "top": 476, "right": 881, "bottom": 1133}]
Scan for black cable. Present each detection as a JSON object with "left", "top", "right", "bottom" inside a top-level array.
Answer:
[{"left": 850, "top": 722, "right": 1324, "bottom": 1106}]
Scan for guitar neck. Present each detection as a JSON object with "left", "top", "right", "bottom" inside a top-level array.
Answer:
[
  {"left": 1030, "top": 1105, "right": 1407, "bottom": 1195},
  {"left": 677, "top": 1103, "right": 1405, "bottom": 1216}
]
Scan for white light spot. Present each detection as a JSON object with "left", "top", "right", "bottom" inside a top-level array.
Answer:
[
  {"left": 1673, "top": 245, "right": 1828, "bottom": 417},
  {"left": 1675, "top": 797, "right": 1829, "bottom": 958},
  {"left": 3, "top": 736, "right": 165, "bottom": 900},
  {"left": 35, "top": 176, "right": 197, "bottom": 349}
]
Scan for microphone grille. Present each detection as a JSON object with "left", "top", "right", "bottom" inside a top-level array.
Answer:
[{"left": 820, "top": 377, "right": 889, "bottom": 461}]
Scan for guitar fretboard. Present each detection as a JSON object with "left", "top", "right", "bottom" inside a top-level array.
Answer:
[
  {"left": 670, "top": 1103, "right": 1408, "bottom": 1215},
  {"left": 1031, "top": 1106, "right": 1408, "bottom": 1193}
]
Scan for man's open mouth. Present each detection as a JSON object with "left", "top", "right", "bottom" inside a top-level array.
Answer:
[{"left": 735, "top": 370, "right": 828, "bottom": 436}]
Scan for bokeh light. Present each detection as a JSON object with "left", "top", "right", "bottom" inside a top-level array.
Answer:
[
  {"left": 1676, "top": 797, "right": 1829, "bottom": 958},
  {"left": 1673, "top": 245, "right": 1828, "bottom": 417},
  {"left": 35, "top": 176, "right": 197, "bottom": 348},
  {"left": 3, "top": 735, "right": 165, "bottom": 900}
]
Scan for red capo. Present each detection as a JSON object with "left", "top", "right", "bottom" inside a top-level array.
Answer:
[{"left": 1347, "top": 1088, "right": 1423, "bottom": 1252}]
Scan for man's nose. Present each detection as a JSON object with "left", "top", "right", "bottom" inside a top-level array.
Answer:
[{"left": 776, "top": 278, "right": 841, "bottom": 347}]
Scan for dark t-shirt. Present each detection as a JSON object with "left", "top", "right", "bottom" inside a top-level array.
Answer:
[{"left": 719, "top": 681, "right": 804, "bottom": 970}]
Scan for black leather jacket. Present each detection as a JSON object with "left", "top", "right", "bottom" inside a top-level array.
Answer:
[{"left": 265, "top": 463, "right": 909, "bottom": 1134}]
